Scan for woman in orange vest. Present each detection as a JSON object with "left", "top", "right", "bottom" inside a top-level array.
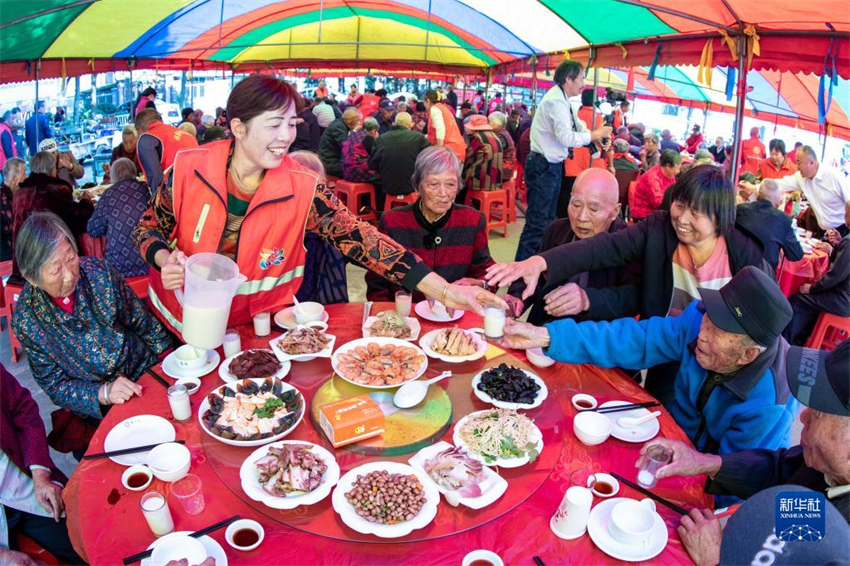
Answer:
[
  {"left": 423, "top": 90, "right": 466, "bottom": 166},
  {"left": 134, "top": 75, "right": 502, "bottom": 334}
]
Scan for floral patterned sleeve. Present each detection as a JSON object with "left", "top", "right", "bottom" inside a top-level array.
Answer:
[
  {"left": 306, "top": 184, "right": 432, "bottom": 290},
  {"left": 133, "top": 181, "right": 176, "bottom": 267}
]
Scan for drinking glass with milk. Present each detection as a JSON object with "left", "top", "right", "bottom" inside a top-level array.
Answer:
[{"left": 177, "top": 254, "right": 246, "bottom": 350}]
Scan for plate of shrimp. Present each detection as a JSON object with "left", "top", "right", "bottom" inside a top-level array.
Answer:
[{"left": 331, "top": 338, "right": 429, "bottom": 388}]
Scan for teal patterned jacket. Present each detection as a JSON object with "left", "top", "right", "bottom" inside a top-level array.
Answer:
[{"left": 11, "top": 257, "right": 172, "bottom": 418}]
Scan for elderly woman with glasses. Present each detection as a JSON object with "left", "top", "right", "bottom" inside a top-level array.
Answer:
[
  {"left": 11, "top": 212, "right": 171, "bottom": 420},
  {"left": 366, "top": 146, "right": 495, "bottom": 301}
]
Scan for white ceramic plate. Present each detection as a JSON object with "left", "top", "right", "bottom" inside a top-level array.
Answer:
[
  {"left": 414, "top": 300, "right": 464, "bottom": 323},
  {"left": 587, "top": 497, "right": 668, "bottom": 562},
  {"left": 408, "top": 441, "right": 508, "bottom": 510},
  {"left": 453, "top": 410, "right": 544, "bottom": 468},
  {"left": 140, "top": 531, "right": 228, "bottom": 566},
  {"left": 103, "top": 415, "right": 175, "bottom": 466},
  {"left": 239, "top": 441, "right": 340, "bottom": 510},
  {"left": 600, "top": 401, "right": 660, "bottom": 443},
  {"left": 161, "top": 349, "right": 221, "bottom": 379},
  {"left": 471, "top": 367, "right": 549, "bottom": 410},
  {"left": 198, "top": 378, "right": 305, "bottom": 448},
  {"left": 331, "top": 337, "right": 428, "bottom": 389},
  {"left": 418, "top": 328, "right": 487, "bottom": 363},
  {"left": 269, "top": 329, "right": 337, "bottom": 362},
  {"left": 362, "top": 315, "right": 422, "bottom": 341},
  {"left": 331, "top": 461, "right": 440, "bottom": 538},
  {"left": 273, "top": 306, "right": 329, "bottom": 330},
  {"left": 218, "top": 350, "right": 292, "bottom": 383}
]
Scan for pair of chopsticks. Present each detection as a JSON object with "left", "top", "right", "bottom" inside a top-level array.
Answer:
[
  {"left": 147, "top": 367, "right": 170, "bottom": 389},
  {"left": 581, "top": 401, "right": 660, "bottom": 414},
  {"left": 123, "top": 515, "right": 240, "bottom": 564},
  {"left": 611, "top": 472, "right": 688, "bottom": 515},
  {"left": 82, "top": 440, "right": 185, "bottom": 461}
]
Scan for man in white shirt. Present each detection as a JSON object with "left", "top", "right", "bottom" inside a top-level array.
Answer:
[
  {"left": 515, "top": 60, "right": 611, "bottom": 261},
  {"left": 311, "top": 97, "right": 336, "bottom": 130},
  {"left": 739, "top": 145, "right": 850, "bottom": 236}
]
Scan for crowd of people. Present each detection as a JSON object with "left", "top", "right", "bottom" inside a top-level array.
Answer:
[{"left": 0, "top": 65, "right": 848, "bottom": 565}]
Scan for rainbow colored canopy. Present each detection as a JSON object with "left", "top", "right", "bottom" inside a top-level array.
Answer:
[{"left": 1, "top": 0, "right": 847, "bottom": 83}]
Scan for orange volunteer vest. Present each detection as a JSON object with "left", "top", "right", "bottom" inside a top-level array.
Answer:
[
  {"left": 147, "top": 140, "right": 319, "bottom": 336},
  {"left": 427, "top": 103, "right": 466, "bottom": 164},
  {"left": 740, "top": 137, "right": 765, "bottom": 176}
]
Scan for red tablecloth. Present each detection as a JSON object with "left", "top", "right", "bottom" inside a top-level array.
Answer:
[
  {"left": 777, "top": 249, "right": 830, "bottom": 297},
  {"left": 64, "top": 303, "right": 712, "bottom": 566}
]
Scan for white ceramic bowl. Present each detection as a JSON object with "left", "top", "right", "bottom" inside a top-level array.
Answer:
[
  {"left": 293, "top": 302, "right": 325, "bottom": 324},
  {"left": 526, "top": 348, "right": 556, "bottom": 368},
  {"left": 174, "top": 345, "right": 208, "bottom": 371},
  {"left": 150, "top": 534, "right": 206, "bottom": 566},
  {"left": 121, "top": 465, "right": 153, "bottom": 491},
  {"left": 462, "top": 550, "right": 504, "bottom": 566},
  {"left": 588, "top": 472, "right": 620, "bottom": 498},
  {"left": 146, "top": 442, "right": 191, "bottom": 482},
  {"left": 225, "top": 519, "right": 265, "bottom": 552},
  {"left": 571, "top": 393, "right": 598, "bottom": 411},
  {"left": 573, "top": 411, "right": 613, "bottom": 446},
  {"left": 174, "top": 376, "right": 201, "bottom": 395}
]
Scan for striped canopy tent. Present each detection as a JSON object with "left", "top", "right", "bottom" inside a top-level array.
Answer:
[
  {"left": 494, "top": 66, "right": 850, "bottom": 141},
  {"left": 1, "top": 0, "right": 848, "bottom": 83}
]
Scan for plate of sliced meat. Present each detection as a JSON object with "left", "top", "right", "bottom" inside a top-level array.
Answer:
[
  {"left": 219, "top": 349, "right": 291, "bottom": 383},
  {"left": 270, "top": 326, "right": 336, "bottom": 362},
  {"left": 419, "top": 327, "right": 488, "bottom": 363}
]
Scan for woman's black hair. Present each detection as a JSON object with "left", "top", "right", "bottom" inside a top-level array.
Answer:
[
  {"left": 669, "top": 164, "right": 736, "bottom": 236},
  {"left": 581, "top": 89, "right": 594, "bottom": 107},
  {"left": 226, "top": 74, "right": 303, "bottom": 129}
]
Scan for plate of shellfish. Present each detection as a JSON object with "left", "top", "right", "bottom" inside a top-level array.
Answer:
[{"left": 331, "top": 338, "right": 428, "bottom": 389}]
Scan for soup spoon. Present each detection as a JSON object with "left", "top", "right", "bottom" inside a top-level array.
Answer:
[
  {"left": 393, "top": 371, "right": 452, "bottom": 409},
  {"left": 617, "top": 411, "right": 661, "bottom": 429}
]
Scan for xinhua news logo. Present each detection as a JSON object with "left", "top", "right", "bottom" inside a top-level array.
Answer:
[{"left": 775, "top": 491, "right": 826, "bottom": 542}]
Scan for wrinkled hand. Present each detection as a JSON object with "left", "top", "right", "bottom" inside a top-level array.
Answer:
[
  {"left": 798, "top": 283, "right": 812, "bottom": 295},
  {"left": 0, "top": 549, "right": 37, "bottom": 566},
  {"left": 503, "top": 294, "right": 524, "bottom": 318},
  {"left": 165, "top": 558, "right": 216, "bottom": 566},
  {"left": 485, "top": 256, "right": 547, "bottom": 299},
  {"left": 590, "top": 126, "right": 613, "bottom": 144},
  {"left": 544, "top": 283, "right": 589, "bottom": 317},
  {"left": 825, "top": 229, "right": 842, "bottom": 247},
  {"left": 453, "top": 278, "right": 485, "bottom": 288},
  {"left": 635, "top": 438, "right": 721, "bottom": 480},
  {"left": 497, "top": 318, "right": 550, "bottom": 350},
  {"left": 58, "top": 152, "right": 72, "bottom": 169},
  {"left": 106, "top": 376, "right": 143, "bottom": 406},
  {"left": 678, "top": 509, "right": 722, "bottom": 566},
  {"left": 812, "top": 241, "right": 833, "bottom": 255},
  {"left": 32, "top": 468, "right": 64, "bottom": 521},
  {"left": 158, "top": 249, "right": 187, "bottom": 290},
  {"left": 736, "top": 181, "right": 757, "bottom": 199},
  {"left": 442, "top": 285, "right": 506, "bottom": 317}
]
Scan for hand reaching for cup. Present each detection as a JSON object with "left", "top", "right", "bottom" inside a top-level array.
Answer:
[
  {"left": 544, "top": 283, "right": 589, "bottom": 317},
  {"left": 635, "top": 438, "right": 722, "bottom": 480},
  {"left": 497, "top": 318, "right": 551, "bottom": 350},
  {"left": 485, "top": 256, "right": 547, "bottom": 298}
]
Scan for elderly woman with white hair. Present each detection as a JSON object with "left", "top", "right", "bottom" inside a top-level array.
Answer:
[
  {"left": 366, "top": 146, "right": 495, "bottom": 301},
  {"left": 1, "top": 156, "right": 25, "bottom": 261},
  {"left": 11, "top": 212, "right": 171, "bottom": 420},
  {"left": 86, "top": 157, "right": 151, "bottom": 276},
  {"left": 488, "top": 111, "right": 516, "bottom": 166}
]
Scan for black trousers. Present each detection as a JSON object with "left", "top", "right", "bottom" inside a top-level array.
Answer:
[
  {"left": 557, "top": 175, "right": 577, "bottom": 219},
  {"left": 782, "top": 292, "right": 848, "bottom": 346},
  {"left": 6, "top": 506, "right": 86, "bottom": 564}
]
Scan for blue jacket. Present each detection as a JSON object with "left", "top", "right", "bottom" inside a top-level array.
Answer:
[
  {"left": 545, "top": 300, "right": 797, "bottom": 455},
  {"left": 25, "top": 112, "right": 52, "bottom": 156}
]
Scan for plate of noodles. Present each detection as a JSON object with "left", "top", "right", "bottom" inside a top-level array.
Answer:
[{"left": 452, "top": 408, "right": 543, "bottom": 468}]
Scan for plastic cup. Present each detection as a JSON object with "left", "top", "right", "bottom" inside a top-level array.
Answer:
[
  {"left": 253, "top": 312, "right": 271, "bottom": 337},
  {"left": 140, "top": 492, "right": 174, "bottom": 536},
  {"left": 171, "top": 474, "right": 205, "bottom": 515},
  {"left": 395, "top": 290, "right": 412, "bottom": 317},
  {"left": 637, "top": 445, "right": 673, "bottom": 489},
  {"left": 223, "top": 329, "right": 242, "bottom": 358}
]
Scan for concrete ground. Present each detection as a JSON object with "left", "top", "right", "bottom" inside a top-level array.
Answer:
[{"left": 2, "top": 211, "right": 802, "bottom": 481}]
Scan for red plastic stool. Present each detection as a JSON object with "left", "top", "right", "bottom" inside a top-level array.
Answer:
[
  {"left": 15, "top": 533, "right": 61, "bottom": 565},
  {"left": 0, "top": 259, "right": 12, "bottom": 323},
  {"left": 805, "top": 312, "right": 850, "bottom": 351},
  {"left": 335, "top": 180, "right": 378, "bottom": 223},
  {"left": 500, "top": 180, "right": 517, "bottom": 224},
  {"left": 515, "top": 162, "right": 527, "bottom": 204},
  {"left": 325, "top": 174, "right": 340, "bottom": 193},
  {"left": 125, "top": 275, "right": 150, "bottom": 299},
  {"left": 5, "top": 282, "right": 24, "bottom": 362},
  {"left": 465, "top": 188, "right": 508, "bottom": 237},
  {"left": 382, "top": 192, "right": 419, "bottom": 213}
]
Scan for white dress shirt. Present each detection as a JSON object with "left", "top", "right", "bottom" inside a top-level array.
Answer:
[
  {"left": 530, "top": 85, "right": 591, "bottom": 163},
  {"left": 0, "top": 452, "right": 55, "bottom": 548},
  {"left": 771, "top": 165, "right": 850, "bottom": 229}
]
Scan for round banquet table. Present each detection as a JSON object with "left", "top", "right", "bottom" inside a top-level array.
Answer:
[
  {"left": 777, "top": 248, "right": 830, "bottom": 297},
  {"left": 64, "top": 303, "right": 712, "bottom": 565}
]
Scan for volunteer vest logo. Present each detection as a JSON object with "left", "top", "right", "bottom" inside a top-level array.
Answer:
[
  {"left": 775, "top": 491, "right": 826, "bottom": 541},
  {"left": 259, "top": 247, "right": 285, "bottom": 270}
]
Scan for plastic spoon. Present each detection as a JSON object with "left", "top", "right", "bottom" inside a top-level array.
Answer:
[
  {"left": 393, "top": 371, "right": 452, "bottom": 409},
  {"left": 617, "top": 411, "right": 661, "bottom": 429}
]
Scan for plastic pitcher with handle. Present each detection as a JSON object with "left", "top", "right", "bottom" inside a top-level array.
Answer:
[{"left": 176, "top": 253, "right": 247, "bottom": 350}]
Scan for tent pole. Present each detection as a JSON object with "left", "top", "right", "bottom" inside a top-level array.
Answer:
[
  {"left": 531, "top": 58, "right": 538, "bottom": 112},
  {"left": 591, "top": 67, "right": 599, "bottom": 129},
  {"left": 730, "top": 36, "right": 747, "bottom": 182},
  {"left": 34, "top": 61, "right": 40, "bottom": 151}
]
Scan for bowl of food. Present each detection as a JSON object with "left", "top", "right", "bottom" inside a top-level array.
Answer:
[
  {"left": 219, "top": 349, "right": 291, "bottom": 383},
  {"left": 471, "top": 364, "right": 549, "bottom": 410},
  {"left": 419, "top": 327, "right": 487, "bottom": 363},
  {"left": 293, "top": 301, "right": 325, "bottom": 324},
  {"left": 453, "top": 408, "right": 543, "bottom": 468},
  {"left": 146, "top": 442, "right": 191, "bottom": 482},
  {"left": 362, "top": 311, "right": 420, "bottom": 341},
  {"left": 198, "top": 378, "right": 305, "bottom": 447},
  {"left": 270, "top": 326, "right": 336, "bottom": 362},
  {"left": 239, "top": 441, "right": 340, "bottom": 510},
  {"left": 526, "top": 348, "right": 556, "bottom": 368},
  {"left": 331, "top": 337, "right": 428, "bottom": 389},
  {"left": 573, "top": 411, "right": 613, "bottom": 446},
  {"left": 331, "top": 461, "right": 439, "bottom": 538}
]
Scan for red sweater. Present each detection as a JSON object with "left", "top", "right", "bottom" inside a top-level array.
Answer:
[{"left": 631, "top": 164, "right": 676, "bottom": 220}]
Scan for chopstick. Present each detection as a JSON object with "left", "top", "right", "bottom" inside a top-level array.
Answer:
[
  {"left": 146, "top": 367, "right": 171, "bottom": 389},
  {"left": 122, "top": 514, "right": 240, "bottom": 564},
  {"left": 533, "top": 557, "right": 547, "bottom": 566},
  {"left": 610, "top": 472, "right": 688, "bottom": 515},
  {"left": 583, "top": 402, "right": 660, "bottom": 414},
  {"left": 82, "top": 439, "right": 185, "bottom": 461}
]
